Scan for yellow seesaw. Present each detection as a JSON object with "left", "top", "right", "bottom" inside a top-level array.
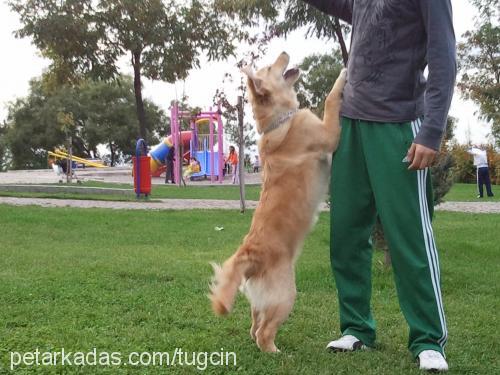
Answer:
[{"left": 48, "top": 150, "right": 107, "bottom": 168}]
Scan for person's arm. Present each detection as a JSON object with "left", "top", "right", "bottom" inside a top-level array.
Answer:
[
  {"left": 408, "top": 0, "right": 456, "bottom": 170},
  {"left": 468, "top": 148, "right": 479, "bottom": 156},
  {"left": 414, "top": 0, "right": 457, "bottom": 152},
  {"left": 301, "top": 0, "right": 353, "bottom": 24}
]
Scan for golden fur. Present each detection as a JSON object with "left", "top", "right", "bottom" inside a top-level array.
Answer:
[{"left": 209, "top": 52, "right": 346, "bottom": 352}]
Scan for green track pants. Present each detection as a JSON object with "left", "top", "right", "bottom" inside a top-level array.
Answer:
[{"left": 330, "top": 117, "right": 447, "bottom": 358}]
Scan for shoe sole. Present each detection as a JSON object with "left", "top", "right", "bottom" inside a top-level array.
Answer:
[
  {"left": 327, "top": 341, "right": 367, "bottom": 353},
  {"left": 417, "top": 358, "right": 448, "bottom": 372}
]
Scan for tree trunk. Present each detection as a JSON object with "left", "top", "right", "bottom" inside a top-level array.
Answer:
[
  {"left": 132, "top": 51, "right": 147, "bottom": 140},
  {"left": 372, "top": 217, "right": 391, "bottom": 267},
  {"left": 237, "top": 96, "right": 245, "bottom": 213},
  {"left": 109, "top": 142, "right": 115, "bottom": 167},
  {"left": 333, "top": 18, "right": 349, "bottom": 67}
]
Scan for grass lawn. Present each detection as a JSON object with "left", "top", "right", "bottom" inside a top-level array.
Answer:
[
  {"left": 0, "top": 205, "right": 498, "bottom": 374},
  {"left": 0, "top": 190, "right": 160, "bottom": 203},
  {"left": 83, "top": 181, "right": 263, "bottom": 201},
  {"left": 3, "top": 181, "right": 499, "bottom": 204},
  {"left": 0, "top": 181, "right": 263, "bottom": 202},
  {"left": 444, "top": 183, "right": 499, "bottom": 202}
]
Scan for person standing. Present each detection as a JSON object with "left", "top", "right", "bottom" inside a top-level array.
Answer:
[
  {"left": 253, "top": 155, "right": 261, "bottom": 173},
  {"left": 468, "top": 146, "right": 494, "bottom": 198},
  {"left": 227, "top": 145, "right": 239, "bottom": 184},
  {"left": 49, "top": 158, "right": 64, "bottom": 183},
  {"left": 302, "top": 0, "right": 456, "bottom": 371},
  {"left": 165, "top": 146, "right": 175, "bottom": 184}
]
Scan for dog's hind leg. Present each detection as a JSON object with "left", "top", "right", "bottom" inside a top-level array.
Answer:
[
  {"left": 255, "top": 269, "right": 296, "bottom": 353},
  {"left": 255, "top": 299, "right": 294, "bottom": 353}
]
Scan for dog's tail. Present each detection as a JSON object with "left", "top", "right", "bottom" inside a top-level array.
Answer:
[
  {"left": 323, "top": 68, "right": 347, "bottom": 150},
  {"left": 209, "top": 248, "right": 254, "bottom": 316}
]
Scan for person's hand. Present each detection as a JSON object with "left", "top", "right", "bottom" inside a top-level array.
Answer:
[{"left": 407, "top": 143, "right": 437, "bottom": 170}]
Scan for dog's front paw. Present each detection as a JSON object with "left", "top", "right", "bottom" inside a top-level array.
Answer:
[{"left": 336, "top": 68, "right": 347, "bottom": 88}]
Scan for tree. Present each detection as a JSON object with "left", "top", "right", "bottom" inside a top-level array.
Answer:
[
  {"left": 457, "top": 0, "right": 500, "bottom": 146},
  {"left": 215, "top": 0, "right": 350, "bottom": 65},
  {"left": 78, "top": 78, "right": 168, "bottom": 165},
  {"left": 5, "top": 76, "right": 165, "bottom": 169},
  {"left": 450, "top": 144, "right": 476, "bottom": 183},
  {"left": 0, "top": 124, "right": 11, "bottom": 171},
  {"left": 431, "top": 116, "right": 456, "bottom": 205},
  {"left": 214, "top": 86, "right": 256, "bottom": 150},
  {"left": 222, "top": 108, "right": 257, "bottom": 150},
  {"left": 5, "top": 80, "right": 68, "bottom": 169},
  {"left": 273, "top": 1, "right": 350, "bottom": 66},
  {"left": 10, "top": 0, "right": 241, "bottom": 140},
  {"left": 296, "top": 51, "right": 344, "bottom": 116}
]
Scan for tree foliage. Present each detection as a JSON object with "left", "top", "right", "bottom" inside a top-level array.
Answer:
[
  {"left": 296, "top": 51, "right": 344, "bottom": 116},
  {"left": 0, "top": 124, "right": 11, "bottom": 171},
  {"left": 10, "top": 0, "right": 242, "bottom": 139},
  {"left": 431, "top": 116, "right": 456, "bottom": 205},
  {"left": 458, "top": 0, "right": 500, "bottom": 146},
  {"left": 450, "top": 143, "right": 500, "bottom": 184},
  {"left": 221, "top": 108, "right": 257, "bottom": 151},
  {"left": 215, "top": 0, "right": 351, "bottom": 65},
  {"left": 5, "top": 76, "right": 165, "bottom": 169},
  {"left": 450, "top": 144, "right": 476, "bottom": 183}
]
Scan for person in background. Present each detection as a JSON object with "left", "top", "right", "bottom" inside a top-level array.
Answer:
[
  {"left": 183, "top": 157, "right": 201, "bottom": 179},
  {"left": 49, "top": 158, "right": 64, "bottom": 183},
  {"left": 227, "top": 145, "right": 239, "bottom": 184},
  {"left": 253, "top": 155, "right": 261, "bottom": 173},
  {"left": 468, "top": 146, "right": 494, "bottom": 198},
  {"left": 165, "top": 146, "right": 175, "bottom": 184}
]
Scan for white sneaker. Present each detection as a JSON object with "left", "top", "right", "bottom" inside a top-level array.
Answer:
[
  {"left": 418, "top": 350, "right": 449, "bottom": 372},
  {"left": 326, "top": 335, "right": 366, "bottom": 352}
]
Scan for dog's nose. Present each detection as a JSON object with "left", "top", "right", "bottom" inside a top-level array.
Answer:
[{"left": 281, "top": 51, "right": 289, "bottom": 58}]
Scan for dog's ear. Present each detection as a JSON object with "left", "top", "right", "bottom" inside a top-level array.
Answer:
[
  {"left": 241, "top": 65, "right": 267, "bottom": 96},
  {"left": 247, "top": 77, "right": 266, "bottom": 97},
  {"left": 284, "top": 68, "right": 300, "bottom": 86}
]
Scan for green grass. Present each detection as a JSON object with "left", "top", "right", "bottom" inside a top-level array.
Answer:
[
  {"left": 444, "top": 183, "right": 498, "bottom": 202},
  {"left": 0, "top": 206, "right": 498, "bottom": 374},
  {"left": 0, "top": 181, "right": 263, "bottom": 201},
  {"left": 84, "top": 181, "right": 263, "bottom": 201},
  {"left": 0, "top": 190, "right": 159, "bottom": 202},
  {"left": 3, "top": 181, "right": 499, "bottom": 204}
]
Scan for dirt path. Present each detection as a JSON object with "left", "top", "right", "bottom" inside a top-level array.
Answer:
[
  {"left": 0, "top": 197, "right": 499, "bottom": 214},
  {"left": 434, "top": 201, "right": 500, "bottom": 214}
]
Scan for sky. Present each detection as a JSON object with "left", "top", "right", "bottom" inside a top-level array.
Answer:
[{"left": 0, "top": 0, "right": 493, "bottom": 146}]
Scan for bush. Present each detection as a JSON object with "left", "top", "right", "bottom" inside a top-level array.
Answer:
[
  {"left": 485, "top": 145, "right": 499, "bottom": 184},
  {"left": 450, "top": 144, "right": 499, "bottom": 185},
  {"left": 450, "top": 144, "right": 475, "bottom": 183},
  {"left": 494, "top": 153, "right": 500, "bottom": 184},
  {"left": 432, "top": 152, "right": 455, "bottom": 205}
]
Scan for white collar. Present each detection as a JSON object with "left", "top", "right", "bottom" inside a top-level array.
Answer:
[{"left": 263, "top": 109, "right": 298, "bottom": 135}]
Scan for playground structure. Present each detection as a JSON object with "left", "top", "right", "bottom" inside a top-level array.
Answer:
[
  {"left": 48, "top": 150, "right": 107, "bottom": 168},
  {"left": 149, "top": 131, "right": 192, "bottom": 176},
  {"left": 148, "top": 102, "right": 224, "bottom": 185}
]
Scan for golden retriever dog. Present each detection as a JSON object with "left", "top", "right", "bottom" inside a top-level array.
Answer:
[{"left": 209, "top": 52, "right": 346, "bottom": 352}]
